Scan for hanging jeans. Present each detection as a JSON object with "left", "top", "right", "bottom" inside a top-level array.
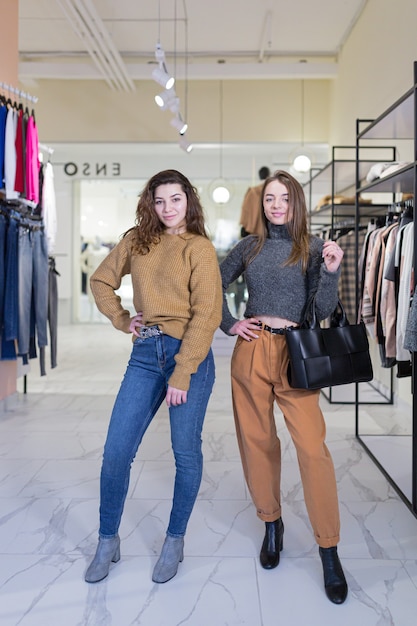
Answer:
[
  {"left": 48, "top": 256, "right": 59, "bottom": 369},
  {"left": 18, "top": 222, "right": 48, "bottom": 365},
  {"left": 98, "top": 333, "right": 215, "bottom": 539},
  {"left": 0, "top": 213, "right": 5, "bottom": 329},
  {"left": 1, "top": 214, "right": 19, "bottom": 360}
]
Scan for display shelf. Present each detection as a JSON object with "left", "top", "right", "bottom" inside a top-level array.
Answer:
[
  {"left": 303, "top": 145, "right": 395, "bottom": 405},
  {"left": 359, "top": 163, "right": 415, "bottom": 195},
  {"left": 355, "top": 61, "right": 417, "bottom": 517},
  {"left": 304, "top": 145, "right": 397, "bottom": 237},
  {"left": 358, "top": 88, "right": 414, "bottom": 141}
]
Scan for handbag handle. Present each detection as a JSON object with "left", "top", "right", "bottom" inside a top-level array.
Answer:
[{"left": 301, "top": 294, "right": 350, "bottom": 330}]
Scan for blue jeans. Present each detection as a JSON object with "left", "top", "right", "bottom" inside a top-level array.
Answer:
[
  {"left": 0, "top": 213, "right": 5, "bottom": 331},
  {"left": 99, "top": 333, "right": 215, "bottom": 538},
  {"left": 1, "top": 214, "right": 19, "bottom": 360},
  {"left": 18, "top": 222, "right": 49, "bottom": 361}
]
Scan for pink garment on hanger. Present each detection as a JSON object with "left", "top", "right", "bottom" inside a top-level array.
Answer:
[{"left": 25, "top": 115, "right": 40, "bottom": 203}]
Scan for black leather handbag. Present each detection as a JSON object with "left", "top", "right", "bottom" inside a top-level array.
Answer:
[{"left": 284, "top": 295, "right": 373, "bottom": 390}]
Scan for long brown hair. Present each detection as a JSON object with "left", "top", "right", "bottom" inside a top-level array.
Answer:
[
  {"left": 245, "top": 169, "right": 311, "bottom": 272},
  {"left": 124, "top": 169, "right": 208, "bottom": 254}
]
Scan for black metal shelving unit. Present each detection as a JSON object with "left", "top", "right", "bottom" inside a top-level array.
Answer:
[
  {"left": 304, "top": 145, "right": 396, "bottom": 405},
  {"left": 355, "top": 62, "right": 417, "bottom": 517}
]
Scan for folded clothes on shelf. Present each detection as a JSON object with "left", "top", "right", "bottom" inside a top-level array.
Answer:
[
  {"left": 366, "top": 161, "right": 411, "bottom": 182},
  {"left": 314, "top": 194, "right": 372, "bottom": 211}
]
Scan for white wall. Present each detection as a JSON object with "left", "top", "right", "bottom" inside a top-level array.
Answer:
[
  {"left": 331, "top": 0, "right": 417, "bottom": 146},
  {"left": 30, "top": 79, "right": 331, "bottom": 146}
]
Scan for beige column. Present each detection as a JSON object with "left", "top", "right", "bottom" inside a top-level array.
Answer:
[{"left": 0, "top": 1, "right": 19, "bottom": 401}]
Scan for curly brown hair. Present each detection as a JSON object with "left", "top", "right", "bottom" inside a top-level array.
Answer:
[
  {"left": 124, "top": 169, "right": 208, "bottom": 254},
  {"left": 244, "top": 169, "right": 311, "bottom": 272}
]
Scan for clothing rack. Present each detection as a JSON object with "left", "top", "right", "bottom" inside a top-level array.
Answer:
[
  {"left": 0, "top": 82, "right": 38, "bottom": 104},
  {"left": 0, "top": 197, "right": 43, "bottom": 220}
]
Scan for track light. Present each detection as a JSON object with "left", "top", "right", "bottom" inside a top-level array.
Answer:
[
  {"left": 154, "top": 43, "right": 166, "bottom": 64},
  {"left": 170, "top": 114, "right": 188, "bottom": 135},
  {"left": 179, "top": 136, "right": 193, "bottom": 153},
  {"left": 155, "top": 88, "right": 179, "bottom": 112},
  {"left": 152, "top": 66, "right": 175, "bottom": 90},
  {"left": 152, "top": 43, "right": 175, "bottom": 90}
]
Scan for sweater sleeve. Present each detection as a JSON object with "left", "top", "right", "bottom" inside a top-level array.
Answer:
[
  {"left": 219, "top": 238, "right": 253, "bottom": 334},
  {"left": 89, "top": 238, "right": 132, "bottom": 333},
  {"left": 169, "top": 242, "right": 223, "bottom": 390},
  {"left": 307, "top": 237, "right": 341, "bottom": 320}
]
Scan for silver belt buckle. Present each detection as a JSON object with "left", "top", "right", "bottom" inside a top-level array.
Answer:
[{"left": 139, "top": 325, "right": 162, "bottom": 339}]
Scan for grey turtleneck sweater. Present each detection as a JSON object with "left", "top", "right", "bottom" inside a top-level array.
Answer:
[{"left": 220, "top": 223, "right": 341, "bottom": 335}]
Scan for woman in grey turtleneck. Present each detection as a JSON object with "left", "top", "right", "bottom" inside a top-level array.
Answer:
[{"left": 220, "top": 170, "right": 347, "bottom": 605}]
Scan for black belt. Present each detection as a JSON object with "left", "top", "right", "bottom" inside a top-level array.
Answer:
[{"left": 256, "top": 322, "right": 298, "bottom": 335}]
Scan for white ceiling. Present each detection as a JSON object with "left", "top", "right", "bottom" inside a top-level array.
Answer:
[{"left": 18, "top": 0, "right": 369, "bottom": 87}]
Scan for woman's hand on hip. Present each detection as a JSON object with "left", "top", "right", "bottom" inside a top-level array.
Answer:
[
  {"left": 166, "top": 385, "right": 188, "bottom": 407},
  {"left": 230, "top": 317, "right": 260, "bottom": 341},
  {"left": 322, "top": 240, "right": 344, "bottom": 272},
  {"left": 129, "top": 312, "right": 144, "bottom": 337}
]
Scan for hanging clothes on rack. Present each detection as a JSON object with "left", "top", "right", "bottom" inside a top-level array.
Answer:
[
  {"left": 372, "top": 219, "right": 399, "bottom": 368},
  {"left": 379, "top": 222, "right": 399, "bottom": 359},
  {"left": 359, "top": 224, "right": 382, "bottom": 327},
  {"left": 25, "top": 113, "right": 40, "bottom": 204},
  {"left": 395, "top": 221, "right": 414, "bottom": 366},
  {"left": 358, "top": 203, "right": 415, "bottom": 375},
  {"left": 404, "top": 285, "right": 417, "bottom": 352},
  {"left": 0, "top": 201, "right": 20, "bottom": 360},
  {"left": 335, "top": 225, "right": 367, "bottom": 322},
  {"left": 0, "top": 100, "right": 6, "bottom": 188},
  {"left": 0, "top": 198, "right": 57, "bottom": 376},
  {"left": 4, "top": 103, "right": 18, "bottom": 200},
  {"left": 0, "top": 84, "right": 55, "bottom": 379},
  {"left": 41, "top": 159, "right": 57, "bottom": 254},
  {"left": 48, "top": 256, "right": 60, "bottom": 369},
  {"left": 17, "top": 208, "right": 49, "bottom": 373}
]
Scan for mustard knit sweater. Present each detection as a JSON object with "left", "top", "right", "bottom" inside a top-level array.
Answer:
[{"left": 90, "top": 229, "right": 223, "bottom": 391}]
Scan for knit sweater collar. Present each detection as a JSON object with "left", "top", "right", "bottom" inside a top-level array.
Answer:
[
  {"left": 267, "top": 222, "right": 292, "bottom": 240},
  {"left": 161, "top": 230, "right": 195, "bottom": 241}
]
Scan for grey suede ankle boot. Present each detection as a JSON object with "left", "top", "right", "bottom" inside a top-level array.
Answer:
[
  {"left": 152, "top": 535, "right": 184, "bottom": 583},
  {"left": 85, "top": 535, "right": 120, "bottom": 583}
]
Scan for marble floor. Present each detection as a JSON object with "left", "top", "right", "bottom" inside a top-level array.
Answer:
[{"left": 1, "top": 323, "right": 417, "bottom": 625}]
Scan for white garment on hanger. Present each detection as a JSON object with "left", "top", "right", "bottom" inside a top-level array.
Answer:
[
  {"left": 4, "top": 107, "right": 18, "bottom": 200},
  {"left": 42, "top": 162, "right": 57, "bottom": 254}
]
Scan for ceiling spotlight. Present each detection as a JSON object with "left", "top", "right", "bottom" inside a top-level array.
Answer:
[
  {"left": 152, "top": 66, "right": 175, "bottom": 90},
  {"left": 179, "top": 136, "right": 193, "bottom": 153},
  {"left": 155, "top": 88, "right": 179, "bottom": 111},
  {"left": 152, "top": 44, "right": 175, "bottom": 90},
  {"left": 170, "top": 115, "right": 188, "bottom": 135}
]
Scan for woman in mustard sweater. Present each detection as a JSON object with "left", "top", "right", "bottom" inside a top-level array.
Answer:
[{"left": 85, "top": 169, "right": 222, "bottom": 584}]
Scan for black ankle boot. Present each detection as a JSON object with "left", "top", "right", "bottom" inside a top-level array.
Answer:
[
  {"left": 319, "top": 546, "right": 348, "bottom": 604},
  {"left": 260, "top": 518, "right": 284, "bottom": 569}
]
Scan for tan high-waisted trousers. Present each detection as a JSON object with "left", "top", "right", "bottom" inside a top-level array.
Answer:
[{"left": 231, "top": 329, "right": 340, "bottom": 548}]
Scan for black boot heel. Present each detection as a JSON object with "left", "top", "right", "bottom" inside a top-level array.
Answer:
[
  {"left": 319, "top": 546, "right": 348, "bottom": 604},
  {"left": 260, "top": 518, "right": 284, "bottom": 569}
]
